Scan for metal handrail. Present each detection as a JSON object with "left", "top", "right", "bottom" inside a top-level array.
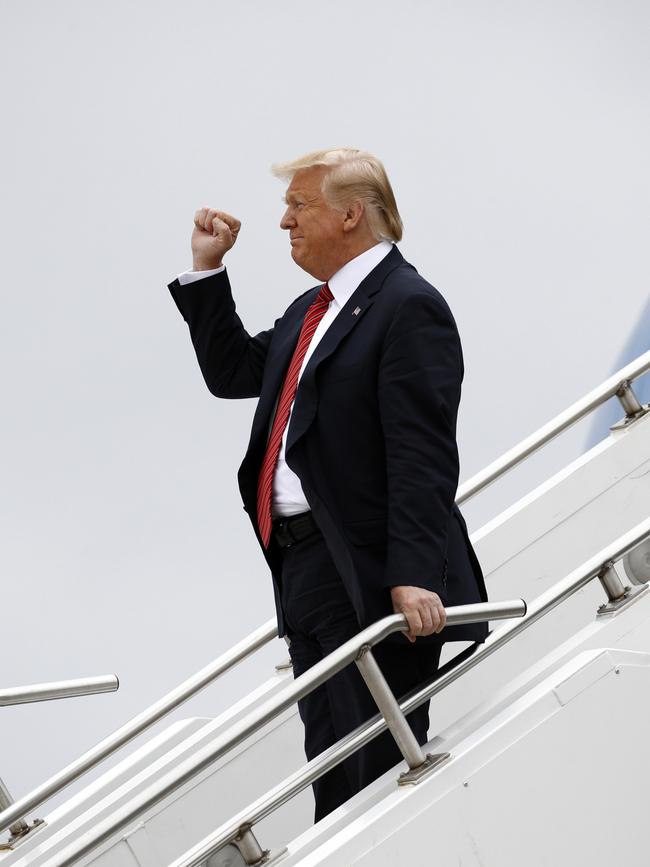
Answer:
[
  {"left": 44, "top": 601, "right": 526, "bottom": 867},
  {"left": 170, "top": 515, "right": 650, "bottom": 867},
  {"left": 0, "top": 676, "right": 119, "bottom": 707},
  {"left": 457, "top": 348, "right": 650, "bottom": 503},
  {"left": 3, "top": 350, "right": 647, "bottom": 838},
  {"left": 0, "top": 676, "right": 119, "bottom": 841},
  {"left": 0, "top": 619, "right": 277, "bottom": 836}
]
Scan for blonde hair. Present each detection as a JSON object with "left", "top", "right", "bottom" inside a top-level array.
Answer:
[{"left": 271, "top": 147, "right": 403, "bottom": 243}]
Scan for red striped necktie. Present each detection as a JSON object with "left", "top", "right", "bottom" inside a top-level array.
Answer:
[{"left": 256, "top": 282, "right": 334, "bottom": 547}]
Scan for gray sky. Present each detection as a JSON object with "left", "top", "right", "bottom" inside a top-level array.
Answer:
[{"left": 1, "top": 0, "right": 648, "bottom": 813}]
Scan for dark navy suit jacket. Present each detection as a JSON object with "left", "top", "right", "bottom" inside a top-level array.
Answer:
[{"left": 169, "top": 244, "right": 489, "bottom": 646}]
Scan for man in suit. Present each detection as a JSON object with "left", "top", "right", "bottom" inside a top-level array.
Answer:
[{"left": 168, "top": 148, "right": 488, "bottom": 822}]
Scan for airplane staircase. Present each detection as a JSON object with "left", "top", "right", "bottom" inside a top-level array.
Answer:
[{"left": 1, "top": 350, "right": 649, "bottom": 867}]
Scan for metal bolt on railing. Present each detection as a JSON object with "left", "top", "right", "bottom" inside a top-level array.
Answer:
[
  {"left": 598, "top": 562, "right": 627, "bottom": 603},
  {"left": 616, "top": 380, "right": 645, "bottom": 418},
  {"left": 232, "top": 825, "right": 268, "bottom": 865},
  {"left": 596, "top": 559, "right": 648, "bottom": 618}
]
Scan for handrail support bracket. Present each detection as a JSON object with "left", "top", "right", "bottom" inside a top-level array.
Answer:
[
  {"left": 611, "top": 381, "right": 649, "bottom": 431},
  {"left": 0, "top": 778, "right": 44, "bottom": 847},
  {"left": 616, "top": 380, "right": 646, "bottom": 418},
  {"left": 397, "top": 751, "right": 451, "bottom": 786},
  {"left": 598, "top": 561, "right": 627, "bottom": 602},
  {"left": 229, "top": 824, "right": 274, "bottom": 865},
  {"left": 596, "top": 562, "right": 649, "bottom": 617},
  {"left": 0, "top": 818, "right": 46, "bottom": 850}
]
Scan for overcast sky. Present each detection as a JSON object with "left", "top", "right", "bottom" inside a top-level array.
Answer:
[{"left": 1, "top": 0, "right": 648, "bottom": 815}]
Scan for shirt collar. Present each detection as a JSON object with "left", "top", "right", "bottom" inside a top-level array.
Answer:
[{"left": 327, "top": 240, "right": 393, "bottom": 308}]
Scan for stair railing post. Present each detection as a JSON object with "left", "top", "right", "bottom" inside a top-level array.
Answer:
[
  {"left": 0, "top": 777, "right": 31, "bottom": 843},
  {"left": 355, "top": 644, "right": 450, "bottom": 785}
]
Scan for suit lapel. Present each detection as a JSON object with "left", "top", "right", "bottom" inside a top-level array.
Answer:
[
  {"left": 239, "top": 245, "right": 406, "bottom": 505},
  {"left": 286, "top": 245, "right": 405, "bottom": 456}
]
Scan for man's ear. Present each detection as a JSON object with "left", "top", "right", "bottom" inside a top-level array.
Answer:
[{"left": 342, "top": 200, "right": 365, "bottom": 233}]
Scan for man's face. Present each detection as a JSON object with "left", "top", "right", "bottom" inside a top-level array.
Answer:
[{"left": 280, "top": 166, "right": 344, "bottom": 280}]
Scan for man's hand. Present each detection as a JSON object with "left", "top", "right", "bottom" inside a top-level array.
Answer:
[
  {"left": 191, "top": 208, "right": 241, "bottom": 271},
  {"left": 390, "top": 586, "right": 447, "bottom": 643}
]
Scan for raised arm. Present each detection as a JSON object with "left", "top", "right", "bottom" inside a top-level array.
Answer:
[{"left": 168, "top": 208, "right": 274, "bottom": 399}]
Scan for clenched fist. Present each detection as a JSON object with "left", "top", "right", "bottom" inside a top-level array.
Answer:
[
  {"left": 390, "top": 585, "right": 447, "bottom": 643},
  {"left": 191, "top": 208, "right": 241, "bottom": 271}
]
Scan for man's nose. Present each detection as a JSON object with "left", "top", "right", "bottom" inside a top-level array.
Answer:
[{"left": 280, "top": 207, "right": 295, "bottom": 230}]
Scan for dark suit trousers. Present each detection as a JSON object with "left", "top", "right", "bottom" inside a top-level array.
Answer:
[{"left": 277, "top": 528, "right": 443, "bottom": 822}]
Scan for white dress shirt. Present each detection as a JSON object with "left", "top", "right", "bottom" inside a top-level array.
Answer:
[{"left": 177, "top": 239, "right": 393, "bottom": 517}]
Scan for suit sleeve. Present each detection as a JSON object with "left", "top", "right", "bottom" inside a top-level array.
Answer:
[
  {"left": 168, "top": 269, "right": 275, "bottom": 399},
  {"left": 377, "top": 291, "right": 463, "bottom": 600}
]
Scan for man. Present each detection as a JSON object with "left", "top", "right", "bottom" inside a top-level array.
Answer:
[{"left": 168, "top": 148, "right": 488, "bottom": 822}]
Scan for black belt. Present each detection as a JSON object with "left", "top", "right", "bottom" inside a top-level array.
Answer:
[{"left": 272, "top": 511, "right": 320, "bottom": 548}]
